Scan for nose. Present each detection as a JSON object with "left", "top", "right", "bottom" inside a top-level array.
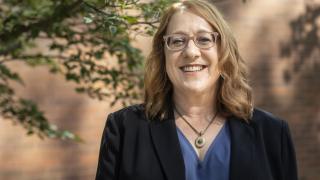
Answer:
[{"left": 183, "top": 39, "right": 201, "bottom": 59}]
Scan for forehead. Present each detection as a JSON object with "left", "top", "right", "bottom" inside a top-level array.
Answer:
[{"left": 166, "top": 10, "right": 214, "bottom": 35}]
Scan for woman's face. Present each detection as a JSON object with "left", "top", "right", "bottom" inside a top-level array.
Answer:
[{"left": 164, "top": 10, "right": 220, "bottom": 94}]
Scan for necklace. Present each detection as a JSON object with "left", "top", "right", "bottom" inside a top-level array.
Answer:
[{"left": 174, "top": 107, "right": 219, "bottom": 149}]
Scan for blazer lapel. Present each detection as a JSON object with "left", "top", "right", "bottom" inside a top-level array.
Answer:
[
  {"left": 228, "top": 116, "right": 256, "bottom": 180},
  {"left": 150, "top": 110, "right": 257, "bottom": 180},
  {"left": 149, "top": 110, "right": 185, "bottom": 180}
]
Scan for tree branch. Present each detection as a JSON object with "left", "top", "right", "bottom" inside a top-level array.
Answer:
[{"left": 0, "top": 0, "right": 84, "bottom": 46}]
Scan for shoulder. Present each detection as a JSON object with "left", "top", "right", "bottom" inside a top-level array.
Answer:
[
  {"left": 250, "top": 107, "right": 287, "bottom": 135},
  {"left": 251, "top": 108, "right": 283, "bottom": 126},
  {"left": 106, "top": 104, "right": 147, "bottom": 127},
  {"left": 251, "top": 108, "right": 284, "bottom": 125},
  {"left": 249, "top": 109, "right": 298, "bottom": 179},
  {"left": 111, "top": 104, "right": 145, "bottom": 118}
]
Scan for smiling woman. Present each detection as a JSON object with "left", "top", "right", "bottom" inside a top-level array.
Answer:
[
  {"left": 144, "top": 0, "right": 253, "bottom": 122},
  {"left": 95, "top": 0, "right": 298, "bottom": 180},
  {"left": 164, "top": 10, "right": 221, "bottom": 106}
]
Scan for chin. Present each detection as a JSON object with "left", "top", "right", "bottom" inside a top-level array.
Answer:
[{"left": 183, "top": 83, "right": 208, "bottom": 93}]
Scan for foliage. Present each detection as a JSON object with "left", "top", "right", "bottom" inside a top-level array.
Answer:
[
  {"left": 0, "top": 0, "right": 175, "bottom": 141},
  {"left": 280, "top": 5, "right": 320, "bottom": 82}
]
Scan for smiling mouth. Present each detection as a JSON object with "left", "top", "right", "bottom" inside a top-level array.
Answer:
[{"left": 180, "top": 65, "right": 207, "bottom": 72}]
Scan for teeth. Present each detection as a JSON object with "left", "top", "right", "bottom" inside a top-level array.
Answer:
[{"left": 181, "top": 65, "right": 205, "bottom": 72}]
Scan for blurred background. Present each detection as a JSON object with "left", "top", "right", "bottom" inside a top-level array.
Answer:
[{"left": 0, "top": 0, "right": 319, "bottom": 179}]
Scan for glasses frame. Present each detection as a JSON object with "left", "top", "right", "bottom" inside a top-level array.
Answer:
[{"left": 163, "top": 31, "right": 219, "bottom": 51}]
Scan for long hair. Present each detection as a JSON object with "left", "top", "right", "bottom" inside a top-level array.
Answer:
[{"left": 144, "top": 0, "right": 253, "bottom": 121}]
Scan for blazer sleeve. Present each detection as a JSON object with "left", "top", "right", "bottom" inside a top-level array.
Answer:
[
  {"left": 96, "top": 113, "right": 121, "bottom": 180},
  {"left": 281, "top": 120, "right": 298, "bottom": 180}
]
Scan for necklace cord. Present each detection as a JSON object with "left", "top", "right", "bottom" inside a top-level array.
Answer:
[{"left": 174, "top": 106, "right": 219, "bottom": 136}]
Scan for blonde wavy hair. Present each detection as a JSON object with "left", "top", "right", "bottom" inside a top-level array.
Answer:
[{"left": 144, "top": 0, "right": 253, "bottom": 121}]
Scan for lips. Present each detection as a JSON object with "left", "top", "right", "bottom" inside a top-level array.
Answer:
[{"left": 179, "top": 64, "right": 207, "bottom": 72}]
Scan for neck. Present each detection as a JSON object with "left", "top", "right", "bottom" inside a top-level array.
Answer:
[{"left": 173, "top": 88, "right": 218, "bottom": 119}]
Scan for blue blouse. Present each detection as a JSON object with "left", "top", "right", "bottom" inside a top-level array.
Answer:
[{"left": 176, "top": 121, "right": 231, "bottom": 180}]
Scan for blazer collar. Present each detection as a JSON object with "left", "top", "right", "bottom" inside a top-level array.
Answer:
[
  {"left": 149, "top": 107, "right": 185, "bottom": 180},
  {"left": 150, "top": 108, "right": 256, "bottom": 180}
]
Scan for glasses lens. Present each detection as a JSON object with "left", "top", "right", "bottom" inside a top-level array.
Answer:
[
  {"left": 195, "top": 32, "right": 215, "bottom": 49},
  {"left": 164, "top": 32, "right": 218, "bottom": 50},
  {"left": 166, "top": 34, "right": 187, "bottom": 50}
]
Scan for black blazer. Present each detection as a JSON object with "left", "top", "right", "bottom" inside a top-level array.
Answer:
[{"left": 96, "top": 105, "right": 298, "bottom": 180}]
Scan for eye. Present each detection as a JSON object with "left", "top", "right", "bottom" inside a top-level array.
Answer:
[
  {"left": 197, "top": 36, "right": 213, "bottom": 44},
  {"left": 169, "top": 36, "right": 186, "bottom": 47}
]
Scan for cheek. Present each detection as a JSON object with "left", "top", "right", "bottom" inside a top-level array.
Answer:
[
  {"left": 164, "top": 53, "right": 173, "bottom": 78},
  {"left": 165, "top": 54, "right": 181, "bottom": 84},
  {"left": 165, "top": 51, "right": 179, "bottom": 70},
  {"left": 165, "top": 59, "right": 175, "bottom": 79},
  {"left": 205, "top": 49, "right": 219, "bottom": 65},
  {"left": 164, "top": 49, "right": 175, "bottom": 63}
]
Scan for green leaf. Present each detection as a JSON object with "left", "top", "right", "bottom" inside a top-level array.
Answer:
[
  {"left": 61, "top": 131, "right": 75, "bottom": 139},
  {"left": 75, "top": 87, "right": 86, "bottom": 93},
  {"left": 109, "top": 25, "right": 117, "bottom": 35},
  {"left": 122, "top": 15, "right": 138, "bottom": 24},
  {"left": 27, "top": 129, "right": 34, "bottom": 135},
  {"left": 0, "top": 0, "right": 172, "bottom": 142},
  {"left": 83, "top": 16, "right": 93, "bottom": 24},
  {"left": 66, "top": 73, "right": 80, "bottom": 83},
  {"left": 94, "top": 51, "right": 104, "bottom": 59},
  {"left": 0, "top": 64, "right": 23, "bottom": 84}
]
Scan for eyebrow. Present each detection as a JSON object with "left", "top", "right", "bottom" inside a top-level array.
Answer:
[{"left": 170, "top": 29, "right": 212, "bottom": 35}]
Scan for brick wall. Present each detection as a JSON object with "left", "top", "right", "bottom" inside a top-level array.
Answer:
[
  {"left": 220, "top": 0, "right": 320, "bottom": 179},
  {"left": 0, "top": 0, "right": 319, "bottom": 179}
]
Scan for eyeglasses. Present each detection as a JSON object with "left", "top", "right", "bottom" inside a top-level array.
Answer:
[{"left": 163, "top": 32, "right": 219, "bottom": 51}]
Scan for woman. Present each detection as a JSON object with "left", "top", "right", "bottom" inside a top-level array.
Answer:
[{"left": 95, "top": 0, "right": 298, "bottom": 180}]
